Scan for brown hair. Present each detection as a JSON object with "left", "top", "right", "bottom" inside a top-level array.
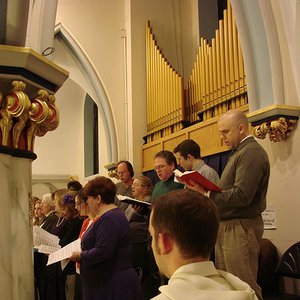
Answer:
[
  {"left": 84, "top": 176, "right": 116, "bottom": 204},
  {"left": 135, "top": 175, "right": 153, "bottom": 196},
  {"left": 117, "top": 160, "right": 134, "bottom": 177},
  {"left": 52, "top": 188, "right": 69, "bottom": 210},
  {"left": 152, "top": 189, "right": 219, "bottom": 259},
  {"left": 154, "top": 150, "right": 177, "bottom": 167},
  {"left": 173, "top": 139, "right": 201, "bottom": 159}
]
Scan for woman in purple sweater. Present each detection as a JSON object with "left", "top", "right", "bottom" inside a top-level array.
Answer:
[{"left": 69, "top": 176, "right": 142, "bottom": 300}]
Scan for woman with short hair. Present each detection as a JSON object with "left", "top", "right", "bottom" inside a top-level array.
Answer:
[{"left": 69, "top": 176, "right": 142, "bottom": 300}]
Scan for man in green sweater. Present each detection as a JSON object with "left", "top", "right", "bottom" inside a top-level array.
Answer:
[
  {"left": 189, "top": 109, "right": 270, "bottom": 300},
  {"left": 151, "top": 150, "right": 184, "bottom": 203}
]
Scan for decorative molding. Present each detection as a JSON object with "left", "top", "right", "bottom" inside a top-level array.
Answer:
[
  {"left": 253, "top": 117, "right": 297, "bottom": 142},
  {"left": 0, "top": 45, "right": 68, "bottom": 156},
  {"left": 247, "top": 104, "right": 300, "bottom": 142},
  {"left": 0, "top": 44, "right": 68, "bottom": 93},
  {"left": 0, "top": 80, "right": 59, "bottom": 155},
  {"left": 247, "top": 104, "right": 300, "bottom": 122}
]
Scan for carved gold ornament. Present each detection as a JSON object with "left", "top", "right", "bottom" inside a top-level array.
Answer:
[
  {"left": 0, "top": 80, "right": 60, "bottom": 151},
  {"left": 253, "top": 117, "right": 297, "bottom": 142}
]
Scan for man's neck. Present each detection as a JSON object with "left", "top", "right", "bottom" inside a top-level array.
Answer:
[
  {"left": 166, "top": 248, "right": 207, "bottom": 278},
  {"left": 191, "top": 159, "right": 204, "bottom": 171}
]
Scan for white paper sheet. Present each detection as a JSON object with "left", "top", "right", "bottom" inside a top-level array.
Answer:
[
  {"left": 47, "top": 238, "right": 81, "bottom": 266},
  {"left": 262, "top": 204, "right": 277, "bottom": 229},
  {"left": 33, "top": 225, "right": 60, "bottom": 247},
  {"left": 36, "top": 244, "right": 61, "bottom": 255}
]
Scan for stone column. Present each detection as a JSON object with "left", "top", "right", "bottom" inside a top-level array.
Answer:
[{"left": 0, "top": 45, "right": 68, "bottom": 300}]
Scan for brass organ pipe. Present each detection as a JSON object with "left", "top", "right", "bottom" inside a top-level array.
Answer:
[
  {"left": 208, "top": 45, "right": 213, "bottom": 119},
  {"left": 194, "top": 54, "right": 199, "bottom": 118},
  {"left": 204, "top": 41, "right": 210, "bottom": 116},
  {"left": 156, "top": 46, "right": 160, "bottom": 129},
  {"left": 200, "top": 38, "right": 205, "bottom": 115},
  {"left": 232, "top": 10, "right": 240, "bottom": 92},
  {"left": 146, "top": 22, "right": 149, "bottom": 127},
  {"left": 219, "top": 25, "right": 225, "bottom": 115},
  {"left": 219, "top": 20, "right": 226, "bottom": 99},
  {"left": 192, "top": 65, "right": 196, "bottom": 122},
  {"left": 228, "top": 2, "right": 235, "bottom": 93},
  {"left": 215, "top": 29, "right": 221, "bottom": 105},
  {"left": 149, "top": 35, "right": 153, "bottom": 129},
  {"left": 224, "top": 10, "right": 230, "bottom": 97},
  {"left": 238, "top": 37, "right": 244, "bottom": 89},
  {"left": 212, "top": 38, "right": 218, "bottom": 112},
  {"left": 175, "top": 72, "right": 180, "bottom": 121}
]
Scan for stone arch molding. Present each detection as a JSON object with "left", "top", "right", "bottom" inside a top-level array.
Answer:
[
  {"left": 230, "top": 0, "right": 284, "bottom": 111},
  {"left": 54, "top": 23, "right": 118, "bottom": 163},
  {"left": 230, "top": 0, "right": 300, "bottom": 142}
]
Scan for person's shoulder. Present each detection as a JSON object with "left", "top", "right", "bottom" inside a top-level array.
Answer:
[
  {"left": 240, "top": 138, "right": 269, "bottom": 159},
  {"left": 103, "top": 208, "right": 128, "bottom": 223}
]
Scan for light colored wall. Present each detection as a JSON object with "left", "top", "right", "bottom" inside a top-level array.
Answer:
[
  {"left": 32, "top": 78, "right": 85, "bottom": 180},
  {"left": 260, "top": 127, "right": 300, "bottom": 255},
  {"left": 55, "top": 0, "right": 126, "bottom": 161}
]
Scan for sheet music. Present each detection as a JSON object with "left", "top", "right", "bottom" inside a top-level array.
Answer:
[
  {"left": 61, "top": 259, "right": 70, "bottom": 271},
  {"left": 36, "top": 244, "right": 61, "bottom": 255},
  {"left": 47, "top": 238, "right": 81, "bottom": 266},
  {"left": 33, "top": 225, "right": 60, "bottom": 247}
]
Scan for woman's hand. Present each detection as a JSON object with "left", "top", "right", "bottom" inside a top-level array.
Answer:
[
  {"left": 132, "top": 204, "right": 143, "bottom": 213},
  {"left": 69, "top": 251, "right": 81, "bottom": 262}
]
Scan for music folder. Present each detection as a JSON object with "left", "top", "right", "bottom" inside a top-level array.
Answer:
[
  {"left": 174, "top": 169, "right": 222, "bottom": 192},
  {"left": 116, "top": 195, "right": 151, "bottom": 208}
]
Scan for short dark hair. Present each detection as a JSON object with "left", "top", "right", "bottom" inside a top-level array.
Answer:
[
  {"left": 151, "top": 189, "right": 219, "bottom": 259},
  {"left": 67, "top": 180, "right": 83, "bottom": 191},
  {"left": 117, "top": 160, "right": 134, "bottom": 177},
  {"left": 154, "top": 150, "right": 177, "bottom": 168},
  {"left": 84, "top": 176, "right": 116, "bottom": 204},
  {"left": 173, "top": 139, "right": 201, "bottom": 159}
]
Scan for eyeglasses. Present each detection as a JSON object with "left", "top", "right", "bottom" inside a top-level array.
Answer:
[{"left": 154, "top": 164, "right": 168, "bottom": 171}]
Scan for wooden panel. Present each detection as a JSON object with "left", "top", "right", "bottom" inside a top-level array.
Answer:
[
  {"left": 141, "top": 142, "right": 162, "bottom": 171},
  {"left": 189, "top": 121, "right": 226, "bottom": 157},
  {"left": 142, "top": 104, "right": 249, "bottom": 171},
  {"left": 163, "top": 133, "right": 187, "bottom": 153}
]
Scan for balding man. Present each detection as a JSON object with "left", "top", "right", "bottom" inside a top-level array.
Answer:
[{"left": 188, "top": 109, "right": 270, "bottom": 300}]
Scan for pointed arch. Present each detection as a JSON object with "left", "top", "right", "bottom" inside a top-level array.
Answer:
[{"left": 54, "top": 23, "right": 118, "bottom": 163}]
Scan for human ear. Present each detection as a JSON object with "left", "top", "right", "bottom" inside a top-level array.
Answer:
[
  {"left": 187, "top": 154, "right": 193, "bottom": 161},
  {"left": 159, "top": 233, "right": 174, "bottom": 254}
]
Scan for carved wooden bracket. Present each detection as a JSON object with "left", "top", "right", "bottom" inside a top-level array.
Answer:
[
  {"left": 0, "top": 80, "right": 60, "bottom": 151},
  {"left": 248, "top": 105, "right": 300, "bottom": 143},
  {"left": 253, "top": 117, "right": 297, "bottom": 142}
]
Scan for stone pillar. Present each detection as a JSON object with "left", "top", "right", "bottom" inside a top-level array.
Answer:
[{"left": 0, "top": 45, "right": 68, "bottom": 300}]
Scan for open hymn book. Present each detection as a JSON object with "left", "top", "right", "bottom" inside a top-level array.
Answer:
[
  {"left": 116, "top": 194, "right": 151, "bottom": 208},
  {"left": 174, "top": 169, "right": 222, "bottom": 192}
]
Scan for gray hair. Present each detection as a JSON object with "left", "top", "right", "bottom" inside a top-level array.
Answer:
[{"left": 41, "top": 193, "right": 54, "bottom": 208}]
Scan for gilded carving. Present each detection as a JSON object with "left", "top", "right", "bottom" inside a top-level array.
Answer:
[
  {"left": 253, "top": 117, "right": 297, "bottom": 142},
  {"left": 0, "top": 80, "right": 60, "bottom": 151}
]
